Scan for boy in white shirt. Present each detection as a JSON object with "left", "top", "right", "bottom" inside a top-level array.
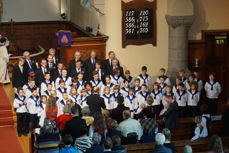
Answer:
[
  {"left": 204, "top": 73, "right": 222, "bottom": 115},
  {"left": 100, "top": 75, "right": 114, "bottom": 95},
  {"left": 56, "top": 80, "right": 68, "bottom": 99},
  {"left": 40, "top": 72, "right": 53, "bottom": 95},
  {"left": 191, "top": 116, "right": 208, "bottom": 141},
  {"left": 26, "top": 88, "right": 40, "bottom": 131},
  {"left": 13, "top": 88, "right": 29, "bottom": 136},
  {"left": 178, "top": 69, "right": 187, "bottom": 84},
  {"left": 112, "top": 85, "right": 122, "bottom": 103},
  {"left": 172, "top": 76, "right": 182, "bottom": 94},
  {"left": 42, "top": 83, "right": 53, "bottom": 97},
  {"left": 133, "top": 78, "right": 141, "bottom": 95},
  {"left": 69, "top": 86, "right": 79, "bottom": 104},
  {"left": 175, "top": 83, "right": 188, "bottom": 117},
  {"left": 102, "top": 86, "right": 116, "bottom": 110},
  {"left": 138, "top": 66, "right": 151, "bottom": 88},
  {"left": 136, "top": 84, "right": 150, "bottom": 114},
  {"left": 124, "top": 88, "right": 138, "bottom": 117},
  {"left": 187, "top": 82, "right": 200, "bottom": 117},
  {"left": 76, "top": 72, "right": 86, "bottom": 93},
  {"left": 151, "top": 82, "right": 163, "bottom": 118},
  {"left": 193, "top": 70, "right": 203, "bottom": 92},
  {"left": 90, "top": 71, "right": 103, "bottom": 89},
  {"left": 37, "top": 95, "right": 47, "bottom": 127},
  {"left": 55, "top": 69, "right": 72, "bottom": 89},
  {"left": 156, "top": 68, "right": 171, "bottom": 85},
  {"left": 120, "top": 79, "right": 130, "bottom": 98},
  {"left": 23, "top": 77, "right": 39, "bottom": 99},
  {"left": 77, "top": 89, "right": 88, "bottom": 108},
  {"left": 110, "top": 68, "right": 124, "bottom": 86},
  {"left": 57, "top": 92, "right": 69, "bottom": 116}
]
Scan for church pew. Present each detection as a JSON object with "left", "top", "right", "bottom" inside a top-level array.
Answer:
[
  {"left": 171, "top": 117, "right": 222, "bottom": 140},
  {"left": 124, "top": 137, "right": 229, "bottom": 153}
]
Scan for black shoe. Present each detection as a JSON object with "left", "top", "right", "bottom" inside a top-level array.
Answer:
[
  {"left": 18, "top": 133, "right": 22, "bottom": 137},
  {"left": 23, "top": 133, "right": 28, "bottom": 136}
]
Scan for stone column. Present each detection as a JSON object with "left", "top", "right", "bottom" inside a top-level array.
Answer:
[{"left": 166, "top": 15, "right": 194, "bottom": 81}]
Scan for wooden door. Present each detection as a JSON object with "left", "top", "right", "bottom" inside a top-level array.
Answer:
[{"left": 205, "top": 32, "right": 229, "bottom": 99}]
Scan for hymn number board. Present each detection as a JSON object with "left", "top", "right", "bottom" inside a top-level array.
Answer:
[{"left": 122, "top": 0, "right": 157, "bottom": 48}]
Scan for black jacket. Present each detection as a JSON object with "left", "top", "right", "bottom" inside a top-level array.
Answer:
[
  {"left": 86, "top": 94, "right": 106, "bottom": 116},
  {"left": 12, "top": 65, "right": 27, "bottom": 88},
  {"left": 35, "top": 67, "right": 49, "bottom": 87},
  {"left": 84, "top": 58, "right": 100, "bottom": 80},
  {"left": 62, "top": 116, "right": 87, "bottom": 141},
  {"left": 110, "top": 104, "right": 129, "bottom": 123},
  {"left": 69, "top": 67, "right": 86, "bottom": 78},
  {"left": 164, "top": 101, "right": 179, "bottom": 131},
  {"left": 23, "top": 58, "right": 37, "bottom": 75},
  {"left": 68, "top": 59, "right": 84, "bottom": 75},
  {"left": 52, "top": 69, "right": 62, "bottom": 82}
]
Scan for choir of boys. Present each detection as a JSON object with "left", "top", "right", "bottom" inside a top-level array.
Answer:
[{"left": 12, "top": 50, "right": 222, "bottom": 137}]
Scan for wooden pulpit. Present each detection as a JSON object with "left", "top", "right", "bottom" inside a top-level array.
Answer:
[{"left": 59, "top": 32, "right": 109, "bottom": 66}]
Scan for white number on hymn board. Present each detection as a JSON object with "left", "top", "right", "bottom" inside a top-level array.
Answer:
[
  {"left": 126, "top": 10, "right": 135, "bottom": 16},
  {"left": 126, "top": 29, "right": 135, "bottom": 34}
]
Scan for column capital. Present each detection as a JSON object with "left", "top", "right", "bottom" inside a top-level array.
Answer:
[{"left": 165, "top": 15, "right": 195, "bottom": 28}]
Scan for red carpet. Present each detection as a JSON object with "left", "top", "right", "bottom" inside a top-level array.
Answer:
[
  {"left": 0, "top": 126, "right": 24, "bottom": 153},
  {"left": 0, "top": 86, "right": 14, "bottom": 126}
]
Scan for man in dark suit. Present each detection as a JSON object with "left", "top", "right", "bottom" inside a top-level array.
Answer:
[
  {"left": 110, "top": 96, "right": 129, "bottom": 123},
  {"left": 48, "top": 48, "right": 60, "bottom": 66},
  {"left": 23, "top": 51, "right": 37, "bottom": 76},
  {"left": 52, "top": 62, "right": 64, "bottom": 82},
  {"left": 35, "top": 59, "right": 49, "bottom": 87},
  {"left": 68, "top": 51, "right": 84, "bottom": 75},
  {"left": 103, "top": 51, "right": 116, "bottom": 75},
  {"left": 12, "top": 58, "right": 27, "bottom": 89},
  {"left": 109, "top": 58, "right": 124, "bottom": 77},
  {"left": 163, "top": 95, "right": 179, "bottom": 131},
  {"left": 69, "top": 60, "right": 85, "bottom": 78},
  {"left": 62, "top": 105, "right": 87, "bottom": 142},
  {"left": 84, "top": 50, "right": 100, "bottom": 81},
  {"left": 87, "top": 86, "right": 106, "bottom": 116}
]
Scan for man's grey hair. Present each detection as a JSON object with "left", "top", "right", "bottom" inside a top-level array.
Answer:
[
  {"left": 155, "top": 133, "right": 166, "bottom": 145},
  {"left": 184, "top": 145, "right": 192, "bottom": 153}
]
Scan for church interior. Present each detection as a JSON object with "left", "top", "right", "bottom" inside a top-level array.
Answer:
[{"left": 0, "top": 0, "right": 229, "bottom": 153}]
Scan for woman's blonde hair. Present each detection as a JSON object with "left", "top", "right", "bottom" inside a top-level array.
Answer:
[{"left": 46, "top": 96, "right": 57, "bottom": 110}]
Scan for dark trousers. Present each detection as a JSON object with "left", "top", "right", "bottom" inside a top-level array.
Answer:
[
  {"left": 206, "top": 98, "right": 218, "bottom": 115},
  {"left": 16, "top": 113, "right": 29, "bottom": 135},
  {"left": 187, "top": 106, "right": 197, "bottom": 117},
  {"left": 178, "top": 106, "right": 186, "bottom": 117},
  {"left": 29, "top": 114, "right": 39, "bottom": 130}
]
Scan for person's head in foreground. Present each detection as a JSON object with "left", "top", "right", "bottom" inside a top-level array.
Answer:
[
  {"left": 184, "top": 145, "right": 192, "bottom": 153},
  {"left": 155, "top": 133, "right": 166, "bottom": 145}
]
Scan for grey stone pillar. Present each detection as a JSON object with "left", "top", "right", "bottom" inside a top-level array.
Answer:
[{"left": 166, "top": 15, "right": 194, "bottom": 82}]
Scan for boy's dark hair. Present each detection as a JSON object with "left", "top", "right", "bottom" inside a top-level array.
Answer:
[
  {"left": 17, "top": 87, "right": 23, "bottom": 93},
  {"left": 31, "top": 88, "right": 37, "bottom": 93},
  {"left": 141, "top": 66, "right": 147, "bottom": 71},
  {"left": 178, "top": 83, "right": 185, "bottom": 88},
  {"left": 63, "top": 135, "right": 73, "bottom": 145},
  {"left": 103, "top": 137, "right": 113, "bottom": 149},
  {"left": 112, "top": 136, "right": 121, "bottom": 147},
  {"left": 0, "top": 37, "right": 7, "bottom": 43}
]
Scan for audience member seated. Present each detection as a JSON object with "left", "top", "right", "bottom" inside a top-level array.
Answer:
[
  {"left": 81, "top": 106, "right": 94, "bottom": 127},
  {"left": 162, "top": 128, "right": 175, "bottom": 153},
  {"left": 148, "top": 133, "right": 172, "bottom": 153},
  {"left": 86, "top": 133, "right": 104, "bottom": 153},
  {"left": 107, "top": 119, "right": 122, "bottom": 138},
  {"left": 34, "top": 118, "right": 60, "bottom": 153},
  {"left": 60, "top": 135, "right": 79, "bottom": 153},
  {"left": 200, "top": 104, "right": 210, "bottom": 137},
  {"left": 45, "top": 96, "right": 58, "bottom": 121},
  {"left": 118, "top": 110, "right": 143, "bottom": 144},
  {"left": 103, "top": 137, "right": 115, "bottom": 153},
  {"left": 139, "top": 106, "right": 158, "bottom": 143},
  {"left": 74, "top": 126, "right": 93, "bottom": 153},
  {"left": 183, "top": 145, "right": 192, "bottom": 153},
  {"left": 62, "top": 105, "right": 87, "bottom": 142},
  {"left": 89, "top": 112, "right": 107, "bottom": 138},
  {"left": 110, "top": 96, "right": 129, "bottom": 123},
  {"left": 221, "top": 99, "right": 229, "bottom": 136},
  {"left": 56, "top": 104, "right": 73, "bottom": 132},
  {"left": 208, "top": 135, "right": 224, "bottom": 153},
  {"left": 111, "top": 136, "right": 127, "bottom": 153},
  {"left": 191, "top": 116, "right": 208, "bottom": 141}
]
